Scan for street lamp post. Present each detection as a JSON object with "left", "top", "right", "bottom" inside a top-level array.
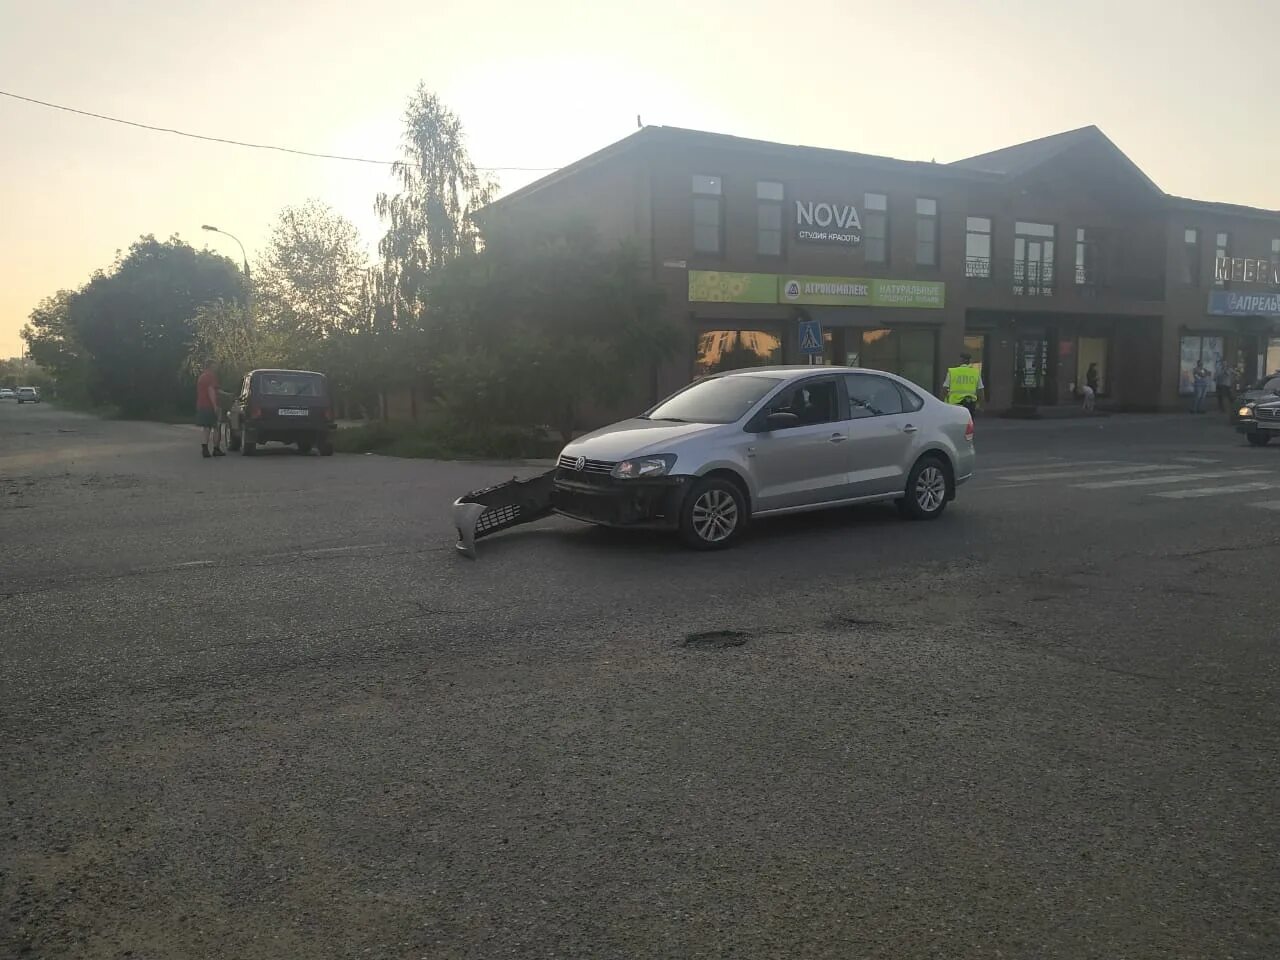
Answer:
[{"left": 201, "top": 224, "right": 252, "bottom": 317}]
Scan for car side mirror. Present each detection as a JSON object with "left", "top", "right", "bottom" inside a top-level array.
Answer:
[{"left": 761, "top": 411, "right": 801, "bottom": 432}]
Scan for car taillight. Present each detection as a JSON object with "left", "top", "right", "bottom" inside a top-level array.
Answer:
[
  {"left": 964, "top": 419, "right": 975, "bottom": 441},
  {"left": 324, "top": 407, "right": 334, "bottom": 421},
  {"left": 249, "top": 404, "right": 261, "bottom": 419}
]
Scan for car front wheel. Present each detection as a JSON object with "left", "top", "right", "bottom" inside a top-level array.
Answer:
[
  {"left": 900, "top": 456, "right": 950, "bottom": 520},
  {"left": 1247, "top": 432, "right": 1271, "bottom": 447},
  {"left": 679, "top": 477, "right": 747, "bottom": 550}
]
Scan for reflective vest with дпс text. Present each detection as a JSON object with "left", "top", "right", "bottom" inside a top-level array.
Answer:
[{"left": 946, "top": 365, "right": 980, "bottom": 404}]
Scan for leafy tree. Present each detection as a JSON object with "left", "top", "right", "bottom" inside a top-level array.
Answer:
[
  {"left": 374, "top": 85, "right": 496, "bottom": 327},
  {"left": 22, "top": 236, "right": 244, "bottom": 415},
  {"left": 428, "top": 222, "right": 673, "bottom": 440}
]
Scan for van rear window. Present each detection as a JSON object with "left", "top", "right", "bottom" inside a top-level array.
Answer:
[{"left": 256, "top": 373, "right": 325, "bottom": 397}]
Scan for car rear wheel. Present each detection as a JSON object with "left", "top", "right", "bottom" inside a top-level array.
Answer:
[
  {"left": 1247, "top": 432, "right": 1271, "bottom": 446},
  {"left": 679, "top": 477, "right": 747, "bottom": 550},
  {"left": 297, "top": 440, "right": 313, "bottom": 455},
  {"left": 242, "top": 431, "right": 257, "bottom": 456},
  {"left": 318, "top": 440, "right": 334, "bottom": 457},
  {"left": 228, "top": 429, "right": 241, "bottom": 452},
  {"left": 900, "top": 456, "right": 950, "bottom": 521}
]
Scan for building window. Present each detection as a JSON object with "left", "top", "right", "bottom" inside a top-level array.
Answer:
[
  {"left": 864, "top": 192, "right": 888, "bottom": 264},
  {"left": 1183, "top": 228, "right": 1200, "bottom": 285},
  {"left": 692, "top": 175, "right": 723, "bottom": 255},
  {"left": 1013, "top": 221, "right": 1055, "bottom": 296},
  {"left": 852, "top": 327, "right": 937, "bottom": 391},
  {"left": 965, "top": 217, "right": 991, "bottom": 278},
  {"left": 915, "top": 198, "right": 938, "bottom": 266},
  {"left": 1214, "top": 231, "right": 1229, "bottom": 285},
  {"left": 1074, "top": 228, "right": 1096, "bottom": 286},
  {"left": 695, "top": 328, "right": 781, "bottom": 376},
  {"left": 1272, "top": 238, "right": 1280, "bottom": 283},
  {"left": 756, "top": 181, "right": 783, "bottom": 257}
]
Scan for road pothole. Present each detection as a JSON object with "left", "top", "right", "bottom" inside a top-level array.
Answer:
[{"left": 682, "top": 630, "right": 749, "bottom": 650}]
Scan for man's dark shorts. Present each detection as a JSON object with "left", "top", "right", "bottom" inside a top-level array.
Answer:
[{"left": 195, "top": 408, "right": 217, "bottom": 428}]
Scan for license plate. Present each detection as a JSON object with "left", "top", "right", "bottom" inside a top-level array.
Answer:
[{"left": 278, "top": 408, "right": 309, "bottom": 417}]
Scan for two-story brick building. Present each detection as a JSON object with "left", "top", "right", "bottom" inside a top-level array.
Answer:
[{"left": 484, "top": 124, "right": 1280, "bottom": 415}]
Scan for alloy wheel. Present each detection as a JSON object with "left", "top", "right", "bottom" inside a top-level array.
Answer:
[
  {"left": 915, "top": 465, "right": 947, "bottom": 513},
  {"left": 691, "top": 488, "right": 739, "bottom": 543}
]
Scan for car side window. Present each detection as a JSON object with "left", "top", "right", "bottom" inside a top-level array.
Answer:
[
  {"left": 845, "top": 373, "right": 904, "bottom": 419},
  {"left": 896, "top": 382, "right": 925, "bottom": 412},
  {"left": 764, "top": 379, "right": 841, "bottom": 427}
]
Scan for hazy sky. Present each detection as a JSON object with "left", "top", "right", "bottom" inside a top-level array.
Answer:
[{"left": 3, "top": 0, "right": 1278, "bottom": 357}]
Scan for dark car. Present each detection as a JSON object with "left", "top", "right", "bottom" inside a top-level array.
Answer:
[
  {"left": 1232, "top": 374, "right": 1280, "bottom": 447},
  {"left": 229, "top": 368, "right": 336, "bottom": 456}
]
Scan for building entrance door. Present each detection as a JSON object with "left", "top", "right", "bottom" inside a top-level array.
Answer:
[{"left": 1014, "top": 335, "right": 1050, "bottom": 405}]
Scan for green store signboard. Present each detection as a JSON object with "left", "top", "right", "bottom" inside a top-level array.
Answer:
[{"left": 688, "top": 270, "right": 944, "bottom": 309}]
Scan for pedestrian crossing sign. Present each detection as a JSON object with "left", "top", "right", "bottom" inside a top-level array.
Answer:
[{"left": 798, "top": 319, "right": 823, "bottom": 356}]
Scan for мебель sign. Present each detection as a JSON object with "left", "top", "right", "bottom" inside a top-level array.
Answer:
[
  {"left": 1214, "top": 256, "right": 1280, "bottom": 285},
  {"left": 1207, "top": 290, "right": 1280, "bottom": 318},
  {"left": 794, "top": 201, "right": 862, "bottom": 245}
]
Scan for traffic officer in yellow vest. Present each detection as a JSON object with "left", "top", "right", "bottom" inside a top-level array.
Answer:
[{"left": 941, "top": 353, "right": 984, "bottom": 414}]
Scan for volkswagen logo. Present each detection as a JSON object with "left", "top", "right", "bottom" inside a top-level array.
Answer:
[{"left": 573, "top": 456, "right": 587, "bottom": 471}]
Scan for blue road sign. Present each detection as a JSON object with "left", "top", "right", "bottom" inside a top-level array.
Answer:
[{"left": 798, "top": 319, "right": 824, "bottom": 356}]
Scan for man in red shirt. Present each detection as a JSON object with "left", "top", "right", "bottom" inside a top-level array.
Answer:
[{"left": 195, "top": 359, "right": 224, "bottom": 458}]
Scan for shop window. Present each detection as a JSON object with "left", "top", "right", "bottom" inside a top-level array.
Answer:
[
  {"left": 756, "top": 181, "right": 784, "bottom": 257},
  {"left": 845, "top": 373, "right": 904, "bottom": 418},
  {"left": 854, "top": 327, "right": 937, "bottom": 391},
  {"left": 915, "top": 198, "right": 938, "bottom": 267},
  {"left": 864, "top": 193, "right": 888, "bottom": 264},
  {"left": 1182, "top": 228, "right": 1200, "bottom": 285},
  {"left": 1213, "top": 232, "right": 1229, "bottom": 286},
  {"left": 692, "top": 175, "right": 723, "bottom": 255},
  {"left": 695, "top": 328, "right": 781, "bottom": 376},
  {"left": 965, "top": 217, "right": 991, "bottom": 278},
  {"left": 1013, "top": 222, "right": 1055, "bottom": 296},
  {"left": 1272, "top": 239, "right": 1280, "bottom": 281}
]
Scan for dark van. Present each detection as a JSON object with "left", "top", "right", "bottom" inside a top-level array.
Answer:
[{"left": 229, "top": 369, "right": 336, "bottom": 456}]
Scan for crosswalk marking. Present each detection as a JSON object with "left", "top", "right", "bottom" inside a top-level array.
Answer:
[
  {"left": 1155, "top": 481, "right": 1280, "bottom": 499},
  {"left": 1252, "top": 502, "right": 1280, "bottom": 511},
  {"left": 996, "top": 464, "right": 1179, "bottom": 483},
  {"left": 1171, "top": 456, "right": 1222, "bottom": 464},
  {"left": 1077, "top": 469, "right": 1269, "bottom": 490}
]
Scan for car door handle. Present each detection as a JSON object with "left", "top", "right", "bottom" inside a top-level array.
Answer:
[
  {"left": 829, "top": 433, "right": 848, "bottom": 443},
  {"left": 902, "top": 424, "right": 918, "bottom": 434}
]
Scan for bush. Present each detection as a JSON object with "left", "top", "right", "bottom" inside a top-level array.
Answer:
[{"left": 333, "top": 416, "right": 559, "bottom": 460}]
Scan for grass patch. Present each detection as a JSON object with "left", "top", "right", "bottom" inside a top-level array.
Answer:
[{"left": 333, "top": 419, "right": 560, "bottom": 460}]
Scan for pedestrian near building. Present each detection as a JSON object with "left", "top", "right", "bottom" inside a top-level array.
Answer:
[
  {"left": 941, "top": 353, "right": 984, "bottom": 414},
  {"left": 1216, "top": 360, "right": 1235, "bottom": 412},
  {"left": 1190, "top": 361, "right": 1212, "bottom": 414},
  {"left": 1086, "top": 362, "right": 1099, "bottom": 397}
]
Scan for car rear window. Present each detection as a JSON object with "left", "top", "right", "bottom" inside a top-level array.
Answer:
[{"left": 255, "top": 373, "right": 325, "bottom": 398}]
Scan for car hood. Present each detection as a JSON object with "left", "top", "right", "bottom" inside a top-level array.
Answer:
[
  {"left": 560, "top": 418, "right": 723, "bottom": 461},
  {"left": 1241, "top": 389, "right": 1280, "bottom": 403}
]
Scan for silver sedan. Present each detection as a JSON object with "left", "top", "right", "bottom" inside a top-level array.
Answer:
[{"left": 550, "top": 365, "right": 975, "bottom": 549}]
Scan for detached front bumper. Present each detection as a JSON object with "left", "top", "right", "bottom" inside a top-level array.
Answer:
[{"left": 551, "top": 472, "right": 689, "bottom": 529}]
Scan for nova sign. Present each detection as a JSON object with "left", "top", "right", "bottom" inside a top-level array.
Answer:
[
  {"left": 1214, "top": 256, "right": 1280, "bottom": 285},
  {"left": 795, "top": 200, "right": 862, "bottom": 246}
]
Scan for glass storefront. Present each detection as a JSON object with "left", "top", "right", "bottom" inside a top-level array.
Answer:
[
  {"left": 853, "top": 328, "right": 937, "bottom": 391},
  {"left": 695, "top": 328, "right": 782, "bottom": 376},
  {"left": 1077, "top": 336, "right": 1108, "bottom": 396}
]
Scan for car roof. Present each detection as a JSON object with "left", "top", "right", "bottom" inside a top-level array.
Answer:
[{"left": 713, "top": 365, "right": 910, "bottom": 383}]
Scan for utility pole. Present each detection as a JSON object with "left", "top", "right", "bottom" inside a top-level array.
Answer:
[{"left": 201, "top": 224, "right": 252, "bottom": 319}]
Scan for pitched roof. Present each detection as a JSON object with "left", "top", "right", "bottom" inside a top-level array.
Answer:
[
  {"left": 1167, "top": 195, "right": 1280, "bottom": 221},
  {"left": 950, "top": 125, "right": 1162, "bottom": 193}
]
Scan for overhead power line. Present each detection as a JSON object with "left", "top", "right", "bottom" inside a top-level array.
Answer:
[{"left": 0, "top": 89, "right": 559, "bottom": 172}]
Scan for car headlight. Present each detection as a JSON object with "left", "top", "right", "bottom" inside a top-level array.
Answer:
[
  {"left": 1238, "top": 406, "right": 1253, "bottom": 417},
  {"left": 612, "top": 454, "right": 676, "bottom": 480}
]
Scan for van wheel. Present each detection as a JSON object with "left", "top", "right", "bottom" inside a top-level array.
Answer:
[
  {"left": 679, "top": 477, "right": 747, "bottom": 550},
  {"left": 1246, "top": 432, "right": 1271, "bottom": 447},
  {"left": 900, "top": 456, "right": 950, "bottom": 520}
]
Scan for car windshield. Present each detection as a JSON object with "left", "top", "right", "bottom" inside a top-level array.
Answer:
[
  {"left": 644, "top": 375, "right": 782, "bottom": 424},
  {"left": 256, "top": 373, "right": 325, "bottom": 398}
]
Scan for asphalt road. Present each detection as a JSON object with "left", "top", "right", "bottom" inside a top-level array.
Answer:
[{"left": 3, "top": 401, "right": 1279, "bottom": 959}]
